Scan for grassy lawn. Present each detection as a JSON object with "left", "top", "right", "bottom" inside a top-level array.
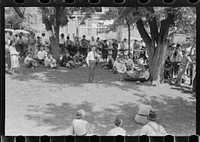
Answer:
[{"left": 5, "top": 64, "right": 196, "bottom": 136}]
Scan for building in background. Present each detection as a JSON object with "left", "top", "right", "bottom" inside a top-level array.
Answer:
[{"left": 60, "top": 7, "right": 142, "bottom": 41}]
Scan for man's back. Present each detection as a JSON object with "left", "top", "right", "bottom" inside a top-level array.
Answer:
[{"left": 140, "top": 121, "right": 167, "bottom": 136}]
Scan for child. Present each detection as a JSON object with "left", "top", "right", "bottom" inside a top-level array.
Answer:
[
  {"left": 9, "top": 41, "right": 20, "bottom": 75},
  {"left": 135, "top": 96, "right": 153, "bottom": 125},
  {"left": 107, "top": 117, "right": 126, "bottom": 136},
  {"left": 37, "top": 46, "right": 47, "bottom": 64},
  {"left": 61, "top": 52, "right": 75, "bottom": 69},
  {"left": 24, "top": 52, "right": 37, "bottom": 68},
  {"left": 44, "top": 53, "right": 57, "bottom": 69},
  {"left": 70, "top": 110, "right": 90, "bottom": 136},
  {"left": 73, "top": 51, "right": 82, "bottom": 67},
  {"left": 102, "top": 56, "right": 114, "bottom": 70}
]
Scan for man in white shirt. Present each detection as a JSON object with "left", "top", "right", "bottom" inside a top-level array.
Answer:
[
  {"left": 86, "top": 46, "right": 97, "bottom": 83},
  {"left": 37, "top": 46, "right": 47, "bottom": 64},
  {"left": 59, "top": 33, "right": 65, "bottom": 53},
  {"left": 140, "top": 111, "right": 167, "bottom": 136},
  {"left": 107, "top": 117, "right": 126, "bottom": 136}
]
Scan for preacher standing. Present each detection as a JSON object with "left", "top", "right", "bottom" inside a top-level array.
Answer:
[{"left": 86, "top": 46, "right": 97, "bottom": 83}]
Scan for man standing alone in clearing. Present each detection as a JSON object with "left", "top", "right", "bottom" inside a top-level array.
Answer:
[{"left": 86, "top": 46, "right": 98, "bottom": 83}]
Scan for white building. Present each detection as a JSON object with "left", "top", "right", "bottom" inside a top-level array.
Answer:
[{"left": 60, "top": 7, "right": 142, "bottom": 41}]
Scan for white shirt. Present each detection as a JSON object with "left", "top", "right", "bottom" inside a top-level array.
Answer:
[
  {"left": 107, "top": 127, "right": 126, "bottom": 136},
  {"left": 86, "top": 51, "right": 96, "bottom": 66},
  {"left": 59, "top": 38, "right": 65, "bottom": 44},
  {"left": 114, "top": 61, "right": 127, "bottom": 73},
  {"left": 139, "top": 70, "right": 150, "bottom": 80},
  {"left": 175, "top": 52, "right": 183, "bottom": 62},
  {"left": 140, "top": 121, "right": 167, "bottom": 136},
  {"left": 71, "top": 119, "right": 89, "bottom": 136},
  {"left": 37, "top": 50, "right": 47, "bottom": 60},
  {"left": 24, "top": 56, "right": 32, "bottom": 64},
  {"left": 90, "top": 41, "right": 96, "bottom": 46}
]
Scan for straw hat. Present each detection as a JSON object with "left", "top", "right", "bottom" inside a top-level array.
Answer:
[{"left": 76, "top": 109, "right": 86, "bottom": 119}]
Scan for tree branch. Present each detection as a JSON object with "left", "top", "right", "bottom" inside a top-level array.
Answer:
[
  {"left": 146, "top": 7, "right": 159, "bottom": 44},
  {"left": 158, "top": 11, "right": 175, "bottom": 44},
  {"left": 136, "top": 19, "right": 152, "bottom": 45},
  {"left": 13, "top": 7, "right": 24, "bottom": 19}
]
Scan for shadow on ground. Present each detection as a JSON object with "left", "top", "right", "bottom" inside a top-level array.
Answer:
[
  {"left": 10, "top": 66, "right": 153, "bottom": 92},
  {"left": 25, "top": 94, "right": 196, "bottom": 135}
]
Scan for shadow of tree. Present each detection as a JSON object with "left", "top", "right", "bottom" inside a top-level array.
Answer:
[
  {"left": 25, "top": 94, "right": 196, "bottom": 135},
  {"left": 11, "top": 66, "right": 147, "bottom": 92}
]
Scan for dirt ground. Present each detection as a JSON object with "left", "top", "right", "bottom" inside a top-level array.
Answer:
[{"left": 5, "top": 65, "right": 196, "bottom": 136}]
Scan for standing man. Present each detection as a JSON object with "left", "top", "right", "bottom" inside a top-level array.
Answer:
[
  {"left": 86, "top": 46, "right": 97, "bottom": 83},
  {"left": 175, "top": 49, "right": 192, "bottom": 86},
  {"left": 59, "top": 33, "right": 65, "bottom": 54}
]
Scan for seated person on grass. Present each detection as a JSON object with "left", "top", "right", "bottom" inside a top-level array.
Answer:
[
  {"left": 113, "top": 57, "right": 127, "bottom": 81},
  {"left": 124, "top": 65, "right": 150, "bottom": 83},
  {"left": 73, "top": 51, "right": 84, "bottom": 67},
  {"left": 60, "top": 51, "right": 75, "bottom": 69},
  {"left": 37, "top": 46, "right": 47, "bottom": 64},
  {"left": 44, "top": 53, "right": 57, "bottom": 69},
  {"left": 24, "top": 52, "right": 37, "bottom": 68},
  {"left": 135, "top": 96, "right": 152, "bottom": 125},
  {"left": 102, "top": 56, "right": 114, "bottom": 70},
  {"left": 125, "top": 55, "right": 135, "bottom": 71}
]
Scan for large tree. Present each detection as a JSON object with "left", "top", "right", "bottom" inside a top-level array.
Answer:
[{"left": 98, "top": 7, "right": 196, "bottom": 85}]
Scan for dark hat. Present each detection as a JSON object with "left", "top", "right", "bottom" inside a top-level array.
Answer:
[
  {"left": 83, "top": 35, "right": 86, "bottom": 37},
  {"left": 148, "top": 111, "right": 156, "bottom": 121}
]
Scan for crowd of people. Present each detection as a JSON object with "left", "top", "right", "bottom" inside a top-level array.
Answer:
[
  {"left": 164, "top": 43, "right": 196, "bottom": 91},
  {"left": 70, "top": 97, "right": 167, "bottom": 136},
  {"left": 5, "top": 31, "right": 196, "bottom": 93}
]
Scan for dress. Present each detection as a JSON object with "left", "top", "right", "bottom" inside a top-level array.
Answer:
[{"left": 9, "top": 46, "right": 20, "bottom": 69}]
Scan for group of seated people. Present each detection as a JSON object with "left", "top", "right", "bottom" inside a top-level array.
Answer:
[
  {"left": 60, "top": 51, "right": 85, "bottom": 69},
  {"left": 70, "top": 97, "right": 167, "bottom": 136},
  {"left": 24, "top": 45, "right": 86, "bottom": 70},
  {"left": 24, "top": 46, "right": 57, "bottom": 69},
  {"left": 101, "top": 54, "right": 150, "bottom": 83}
]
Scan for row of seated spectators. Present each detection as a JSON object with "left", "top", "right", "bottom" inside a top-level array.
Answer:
[{"left": 101, "top": 54, "right": 150, "bottom": 83}]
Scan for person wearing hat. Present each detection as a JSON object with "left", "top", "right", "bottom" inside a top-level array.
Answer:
[
  {"left": 70, "top": 109, "right": 89, "bottom": 136},
  {"left": 140, "top": 111, "right": 167, "bottom": 136},
  {"left": 107, "top": 117, "right": 126, "bottom": 136},
  {"left": 175, "top": 49, "right": 192, "bottom": 86},
  {"left": 86, "top": 46, "right": 98, "bottom": 83},
  {"left": 135, "top": 96, "right": 153, "bottom": 125}
]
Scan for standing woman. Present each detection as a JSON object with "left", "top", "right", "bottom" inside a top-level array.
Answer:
[
  {"left": 9, "top": 41, "right": 20, "bottom": 75},
  {"left": 28, "top": 32, "right": 36, "bottom": 58},
  {"left": 5, "top": 39, "right": 11, "bottom": 73}
]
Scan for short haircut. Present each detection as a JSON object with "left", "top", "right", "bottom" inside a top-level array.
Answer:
[{"left": 114, "top": 117, "right": 122, "bottom": 127}]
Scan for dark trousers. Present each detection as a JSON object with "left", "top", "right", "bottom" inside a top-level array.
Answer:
[
  {"left": 123, "top": 77, "right": 147, "bottom": 83},
  {"left": 59, "top": 44, "right": 65, "bottom": 53},
  {"left": 88, "top": 61, "right": 96, "bottom": 83}
]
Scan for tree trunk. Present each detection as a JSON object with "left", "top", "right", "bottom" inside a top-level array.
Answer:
[
  {"left": 41, "top": 7, "right": 60, "bottom": 62},
  {"left": 148, "top": 43, "right": 168, "bottom": 86},
  {"left": 52, "top": 25, "right": 60, "bottom": 61},
  {"left": 128, "top": 24, "right": 131, "bottom": 56}
]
